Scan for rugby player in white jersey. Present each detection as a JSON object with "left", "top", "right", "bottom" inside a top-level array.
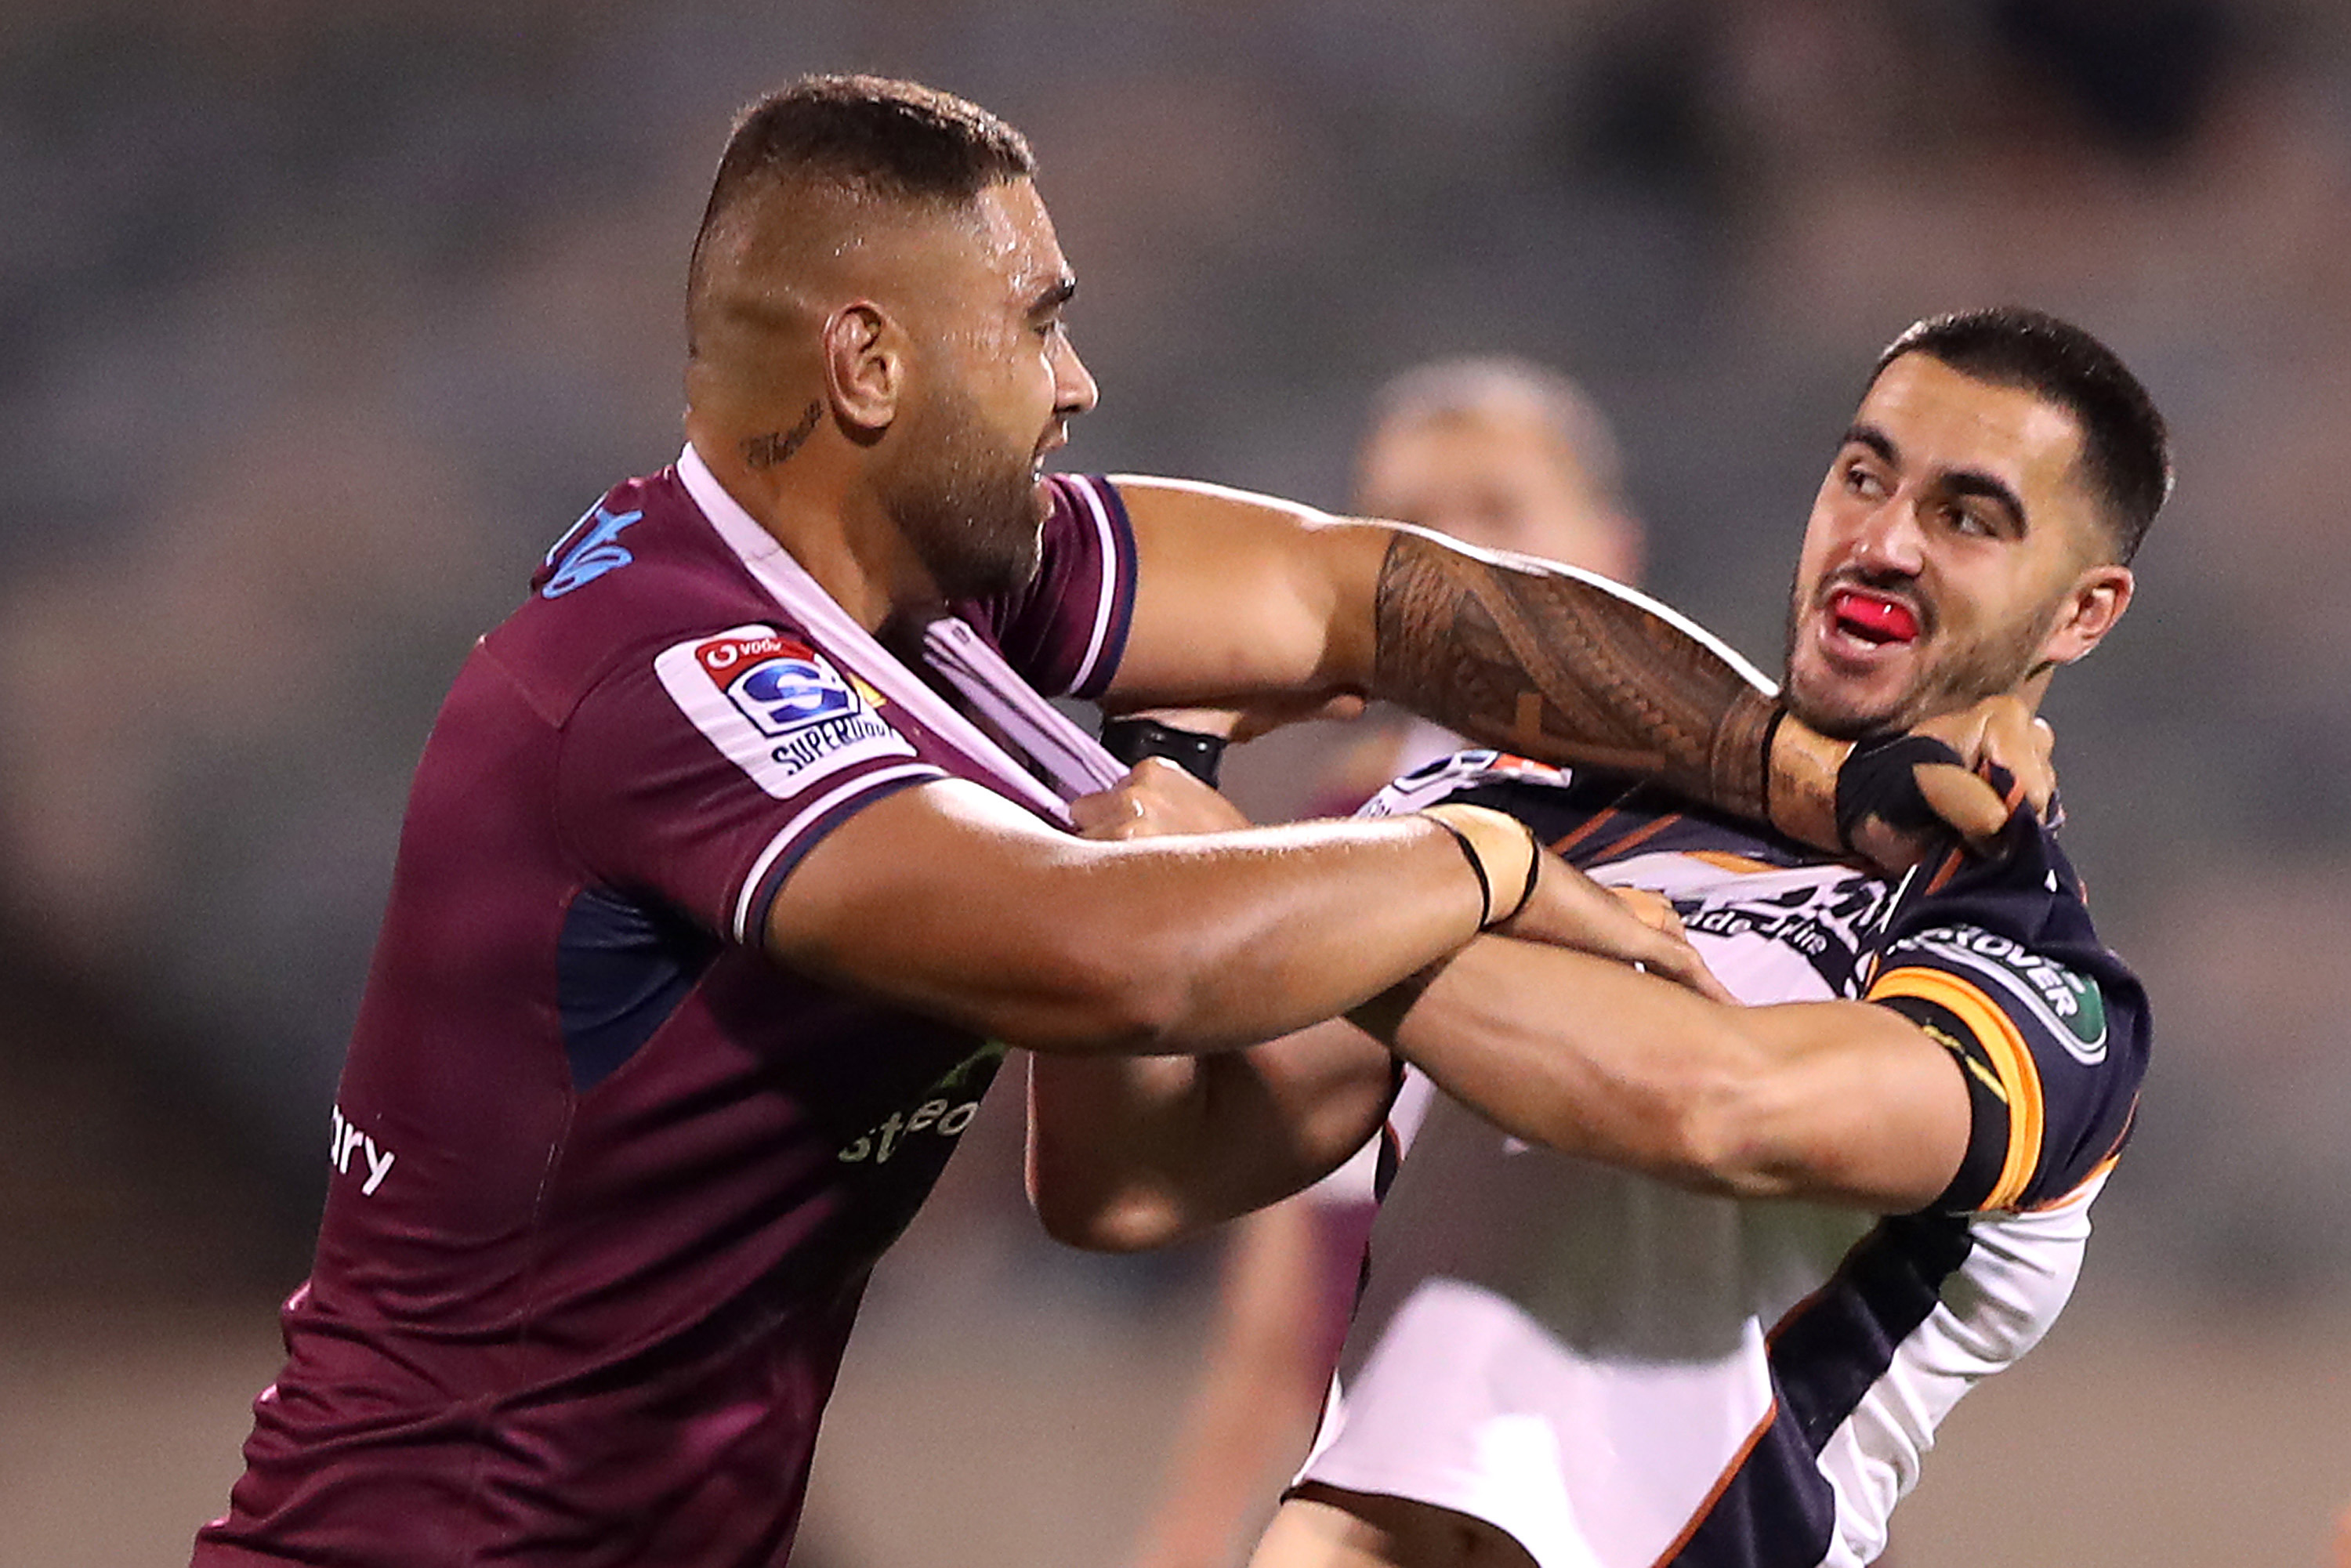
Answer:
[{"left": 1034, "top": 306, "right": 2165, "bottom": 1568}]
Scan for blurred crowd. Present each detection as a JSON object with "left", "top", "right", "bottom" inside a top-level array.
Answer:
[{"left": 3, "top": 0, "right": 2349, "bottom": 1316}]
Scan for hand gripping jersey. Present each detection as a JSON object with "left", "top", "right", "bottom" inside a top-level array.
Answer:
[
  {"left": 1295, "top": 753, "right": 2148, "bottom": 1568},
  {"left": 194, "top": 451, "right": 1136, "bottom": 1567}
]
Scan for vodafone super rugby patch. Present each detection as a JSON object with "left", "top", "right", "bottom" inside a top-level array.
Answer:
[{"left": 655, "top": 625, "right": 915, "bottom": 798}]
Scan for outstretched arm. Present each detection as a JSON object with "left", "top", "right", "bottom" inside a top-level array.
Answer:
[
  {"left": 1355, "top": 936, "right": 1974, "bottom": 1211},
  {"left": 1107, "top": 477, "right": 2048, "bottom": 858},
  {"left": 772, "top": 767, "right": 1706, "bottom": 1059},
  {"left": 772, "top": 779, "right": 1485, "bottom": 1057}
]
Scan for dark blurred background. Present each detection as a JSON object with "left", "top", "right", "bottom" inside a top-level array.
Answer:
[{"left": 3, "top": 2, "right": 2346, "bottom": 1563}]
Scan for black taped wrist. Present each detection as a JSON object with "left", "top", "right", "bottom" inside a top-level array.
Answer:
[
  {"left": 1100, "top": 715, "right": 1227, "bottom": 787},
  {"left": 1833, "top": 733, "right": 1965, "bottom": 850}
]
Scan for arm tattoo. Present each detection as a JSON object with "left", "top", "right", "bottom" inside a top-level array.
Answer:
[
  {"left": 1370, "top": 532, "right": 1781, "bottom": 820},
  {"left": 740, "top": 401, "right": 823, "bottom": 470}
]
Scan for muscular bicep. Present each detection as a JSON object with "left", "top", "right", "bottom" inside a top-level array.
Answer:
[
  {"left": 765, "top": 778, "right": 1145, "bottom": 1047},
  {"left": 1711, "top": 998, "right": 1976, "bottom": 1210},
  {"left": 1106, "top": 476, "right": 1393, "bottom": 705},
  {"left": 763, "top": 773, "right": 1499, "bottom": 1058}
]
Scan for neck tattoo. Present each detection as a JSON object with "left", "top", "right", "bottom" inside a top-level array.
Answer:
[{"left": 740, "top": 400, "right": 824, "bottom": 469}]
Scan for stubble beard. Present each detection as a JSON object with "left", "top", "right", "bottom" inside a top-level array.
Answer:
[
  {"left": 1779, "top": 567, "right": 2056, "bottom": 741},
  {"left": 884, "top": 382, "right": 1048, "bottom": 603}
]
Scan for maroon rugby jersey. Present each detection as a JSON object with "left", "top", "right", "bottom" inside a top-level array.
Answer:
[{"left": 194, "top": 453, "right": 1136, "bottom": 1566}]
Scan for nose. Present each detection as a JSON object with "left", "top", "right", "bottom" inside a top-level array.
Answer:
[
  {"left": 1847, "top": 489, "right": 1928, "bottom": 578},
  {"left": 1054, "top": 333, "right": 1099, "bottom": 418}
]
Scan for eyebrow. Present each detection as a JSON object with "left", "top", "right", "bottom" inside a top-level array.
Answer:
[
  {"left": 1027, "top": 275, "right": 1078, "bottom": 317},
  {"left": 1842, "top": 422, "right": 2028, "bottom": 531},
  {"left": 1842, "top": 424, "right": 1897, "bottom": 467}
]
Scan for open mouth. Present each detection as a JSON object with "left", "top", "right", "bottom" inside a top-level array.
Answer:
[{"left": 1827, "top": 587, "right": 1921, "bottom": 646}]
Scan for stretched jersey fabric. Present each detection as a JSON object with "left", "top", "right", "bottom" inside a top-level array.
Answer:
[
  {"left": 1295, "top": 752, "right": 2148, "bottom": 1568},
  {"left": 194, "top": 454, "right": 1137, "bottom": 1567}
]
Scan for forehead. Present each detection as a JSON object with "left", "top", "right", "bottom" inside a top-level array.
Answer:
[
  {"left": 949, "top": 176, "right": 1067, "bottom": 302},
  {"left": 1852, "top": 353, "right": 2090, "bottom": 513}
]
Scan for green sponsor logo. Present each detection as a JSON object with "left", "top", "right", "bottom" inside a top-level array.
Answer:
[{"left": 1900, "top": 925, "right": 2107, "bottom": 1063}]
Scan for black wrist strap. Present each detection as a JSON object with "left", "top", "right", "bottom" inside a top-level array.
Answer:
[
  {"left": 1099, "top": 715, "right": 1227, "bottom": 787},
  {"left": 1833, "top": 733, "right": 1965, "bottom": 849},
  {"left": 1494, "top": 822, "right": 1542, "bottom": 925},
  {"left": 1422, "top": 813, "right": 1495, "bottom": 929}
]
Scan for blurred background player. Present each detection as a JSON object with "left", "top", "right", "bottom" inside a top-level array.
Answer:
[
  {"left": 1126, "top": 357, "right": 1646, "bottom": 1568},
  {"left": 1312, "top": 357, "right": 1643, "bottom": 813}
]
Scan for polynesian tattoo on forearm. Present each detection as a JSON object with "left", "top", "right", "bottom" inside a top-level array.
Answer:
[
  {"left": 740, "top": 400, "right": 823, "bottom": 470},
  {"left": 1370, "top": 532, "right": 1781, "bottom": 819}
]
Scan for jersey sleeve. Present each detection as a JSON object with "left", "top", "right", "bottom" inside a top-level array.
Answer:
[
  {"left": 1864, "top": 823, "right": 2150, "bottom": 1215},
  {"left": 556, "top": 623, "right": 946, "bottom": 946},
  {"left": 953, "top": 473, "right": 1136, "bottom": 700}
]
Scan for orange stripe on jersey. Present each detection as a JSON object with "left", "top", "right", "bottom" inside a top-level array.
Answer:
[
  {"left": 1589, "top": 810, "right": 1683, "bottom": 864},
  {"left": 1646, "top": 1403, "right": 1778, "bottom": 1568},
  {"left": 2028, "top": 1149, "right": 2120, "bottom": 1213},
  {"left": 1685, "top": 849, "right": 1784, "bottom": 875},
  {"left": 1868, "top": 965, "right": 2044, "bottom": 1210},
  {"left": 1544, "top": 806, "right": 1621, "bottom": 859}
]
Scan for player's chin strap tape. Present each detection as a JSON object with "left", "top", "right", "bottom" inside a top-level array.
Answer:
[
  {"left": 1099, "top": 716, "right": 1228, "bottom": 788},
  {"left": 1832, "top": 733, "right": 1967, "bottom": 850}
]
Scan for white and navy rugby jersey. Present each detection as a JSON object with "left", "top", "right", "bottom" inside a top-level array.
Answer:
[{"left": 1295, "top": 752, "right": 2147, "bottom": 1568}]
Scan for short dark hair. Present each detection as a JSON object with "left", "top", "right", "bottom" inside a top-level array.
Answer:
[
  {"left": 686, "top": 75, "right": 1035, "bottom": 328},
  {"left": 1873, "top": 307, "right": 2172, "bottom": 563}
]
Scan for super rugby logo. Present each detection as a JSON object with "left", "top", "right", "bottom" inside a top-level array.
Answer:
[
  {"left": 654, "top": 625, "right": 918, "bottom": 800},
  {"left": 700, "top": 635, "right": 860, "bottom": 737},
  {"left": 1889, "top": 925, "right": 2109, "bottom": 1063},
  {"left": 697, "top": 633, "right": 900, "bottom": 773}
]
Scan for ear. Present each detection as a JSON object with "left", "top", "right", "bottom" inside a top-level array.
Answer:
[
  {"left": 820, "top": 302, "right": 902, "bottom": 435},
  {"left": 2039, "top": 563, "right": 2134, "bottom": 666}
]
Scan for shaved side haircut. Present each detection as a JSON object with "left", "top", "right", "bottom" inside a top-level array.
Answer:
[{"left": 686, "top": 74, "right": 1037, "bottom": 355}]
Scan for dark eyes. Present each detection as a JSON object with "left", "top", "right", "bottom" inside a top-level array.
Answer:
[
  {"left": 1842, "top": 460, "right": 1887, "bottom": 498},
  {"left": 1944, "top": 504, "right": 1998, "bottom": 538},
  {"left": 1843, "top": 459, "right": 2006, "bottom": 539}
]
